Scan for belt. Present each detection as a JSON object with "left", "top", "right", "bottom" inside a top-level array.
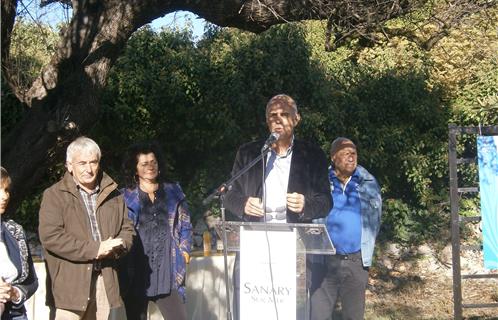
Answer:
[
  {"left": 93, "top": 261, "right": 102, "bottom": 274},
  {"left": 333, "top": 251, "right": 361, "bottom": 261}
]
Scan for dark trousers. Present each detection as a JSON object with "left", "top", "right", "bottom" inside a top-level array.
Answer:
[
  {"left": 123, "top": 290, "right": 187, "bottom": 320},
  {"left": 310, "top": 252, "right": 369, "bottom": 320}
]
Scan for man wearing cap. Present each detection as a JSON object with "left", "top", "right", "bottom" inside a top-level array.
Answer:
[{"left": 310, "top": 137, "right": 382, "bottom": 320}]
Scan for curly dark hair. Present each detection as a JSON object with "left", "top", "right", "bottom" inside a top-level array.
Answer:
[{"left": 122, "top": 140, "right": 168, "bottom": 188}]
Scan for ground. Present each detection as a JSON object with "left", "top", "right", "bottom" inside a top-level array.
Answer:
[{"left": 361, "top": 243, "right": 498, "bottom": 320}]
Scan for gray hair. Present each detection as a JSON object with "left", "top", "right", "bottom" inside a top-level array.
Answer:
[
  {"left": 66, "top": 137, "right": 101, "bottom": 163},
  {"left": 265, "top": 94, "right": 298, "bottom": 116}
]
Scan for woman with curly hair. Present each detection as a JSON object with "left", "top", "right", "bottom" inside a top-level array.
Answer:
[{"left": 120, "top": 141, "right": 192, "bottom": 320}]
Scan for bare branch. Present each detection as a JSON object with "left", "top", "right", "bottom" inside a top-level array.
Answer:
[
  {"left": 422, "top": 0, "right": 497, "bottom": 49},
  {"left": 40, "top": 0, "right": 71, "bottom": 7}
]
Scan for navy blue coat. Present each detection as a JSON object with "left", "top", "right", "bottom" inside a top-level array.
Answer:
[{"left": 1, "top": 220, "right": 38, "bottom": 320}]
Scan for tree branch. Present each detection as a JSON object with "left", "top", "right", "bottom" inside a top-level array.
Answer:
[
  {"left": 1, "top": 0, "right": 17, "bottom": 63},
  {"left": 1, "top": 0, "right": 23, "bottom": 101}
]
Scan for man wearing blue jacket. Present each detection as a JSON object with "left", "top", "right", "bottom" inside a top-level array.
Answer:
[{"left": 311, "top": 137, "right": 382, "bottom": 320}]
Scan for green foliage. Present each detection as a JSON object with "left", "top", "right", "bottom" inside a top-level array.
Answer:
[
  {"left": 96, "top": 22, "right": 452, "bottom": 237},
  {"left": 380, "top": 198, "right": 448, "bottom": 244},
  {"left": 8, "top": 18, "right": 60, "bottom": 89},
  {"left": 0, "top": 77, "right": 25, "bottom": 138},
  {"left": 96, "top": 24, "right": 320, "bottom": 221},
  {"left": 2, "top": 8, "right": 496, "bottom": 242},
  {"left": 381, "top": 199, "right": 417, "bottom": 243},
  {"left": 1, "top": 19, "right": 60, "bottom": 138}
]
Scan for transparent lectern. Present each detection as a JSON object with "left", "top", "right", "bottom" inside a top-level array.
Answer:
[{"left": 215, "top": 221, "right": 335, "bottom": 320}]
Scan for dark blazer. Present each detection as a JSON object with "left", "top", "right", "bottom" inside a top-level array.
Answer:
[
  {"left": 1, "top": 220, "right": 38, "bottom": 320},
  {"left": 225, "top": 138, "right": 332, "bottom": 222}
]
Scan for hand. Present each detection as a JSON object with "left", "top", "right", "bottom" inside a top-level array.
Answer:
[
  {"left": 0, "top": 278, "right": 18, "bottom": 304},
  {"left": 287, "top": 192, "right": 305, "bottom": 214},
  {"left": 244, "top": 197, "right": 264, "bottom": 217},
  {"left": 0, "top": 280, "right": 10, "bottom": 304},
  {"left": 96, "top": 237, "right": 125, "bottom": 259},
  {"left": 182, "top": 252, "right": 190, "bottom": 264}
]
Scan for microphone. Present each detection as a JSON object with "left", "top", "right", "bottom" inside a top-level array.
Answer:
[{"left": 261, "top": 132, "right": 280, "bottom": 152}]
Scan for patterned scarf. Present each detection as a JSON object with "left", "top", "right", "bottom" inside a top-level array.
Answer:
[{"left": 2, "top": 220, "right": 29, "bottom": 284}]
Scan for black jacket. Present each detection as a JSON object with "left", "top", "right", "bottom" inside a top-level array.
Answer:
[{"left": 225, "top": 138, "right": 332, "bottom": 223}]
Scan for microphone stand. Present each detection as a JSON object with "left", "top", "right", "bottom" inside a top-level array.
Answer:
[{"left": 203, "top": 148, "right": 271, "bottom": 320}]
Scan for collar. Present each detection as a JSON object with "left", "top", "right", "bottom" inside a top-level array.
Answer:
[
  {"left": 271, "top": 135, "right": 294, "bottom": 158},
  {"left": 75, "top": 182, "right": 100, "bottom": 195},
  {"left": 329, "top": 166, "right": 359, "bottom": 182}
]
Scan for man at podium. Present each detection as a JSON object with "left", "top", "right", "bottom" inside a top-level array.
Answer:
[{"left": 225, "top": 94, "right": 332, "bottom": 319}]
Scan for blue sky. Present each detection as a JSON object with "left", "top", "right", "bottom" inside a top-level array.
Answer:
[{"left": 152, "top": 11, "right": 206, "bottom": 39}]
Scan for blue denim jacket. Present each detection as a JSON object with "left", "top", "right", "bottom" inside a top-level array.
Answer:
[{"left": 314, "top": 165, "right": 381, "bottom": 267}]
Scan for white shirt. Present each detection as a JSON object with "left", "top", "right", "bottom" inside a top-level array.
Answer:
[
  {"left": 264, "top": 141, "right": 293, "bottom": 223},
  {"left": 0, "top": 236, "right": 19, "bottom": 283}
]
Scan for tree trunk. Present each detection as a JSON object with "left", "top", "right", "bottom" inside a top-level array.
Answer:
[{"left": 1, "top": 0, "right": 156, "bottom": 212}]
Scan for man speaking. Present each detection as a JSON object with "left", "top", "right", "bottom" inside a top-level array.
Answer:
[{"left": 225, "top": 94, "right": 332, "bottom": 319}]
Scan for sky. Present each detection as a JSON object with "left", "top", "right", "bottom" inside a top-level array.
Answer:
[
  {"left": 152, "top": 11, "right": 206, "bottom": 39},
  {"left": 16, "top": 1, "right": 207, "bottom": 39}
]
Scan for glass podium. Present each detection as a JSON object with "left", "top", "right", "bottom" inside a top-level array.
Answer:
[{"left": 215, "top": 221, "right": 335, "bottom": 320}]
